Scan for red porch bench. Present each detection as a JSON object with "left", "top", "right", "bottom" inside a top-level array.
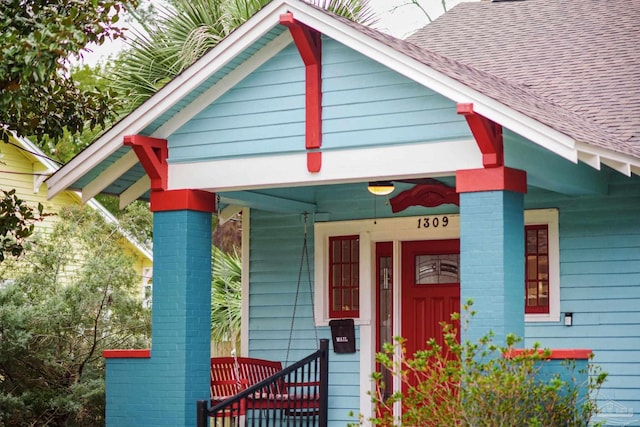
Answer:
[{"left": 210, "top": 356, "right": 319, "bottom": 417}]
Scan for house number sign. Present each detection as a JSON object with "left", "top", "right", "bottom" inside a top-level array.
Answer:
[{"left": 417, "top": 215, "right": 450, "bottom": 229}]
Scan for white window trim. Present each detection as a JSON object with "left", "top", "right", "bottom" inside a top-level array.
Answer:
[{"left": 524, "top": 208, "right": 560, "bottom": 323}]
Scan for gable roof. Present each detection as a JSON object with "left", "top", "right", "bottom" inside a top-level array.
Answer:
[
  {"left": 407, "top": 0, "right": 640, "bottom": 165},
  {"left": 46, "top": 0, "right": 640, "bottom": 204}
]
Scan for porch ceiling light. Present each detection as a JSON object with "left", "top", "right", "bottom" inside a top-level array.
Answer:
[{"left": 368, "top": 181, "right": 395, "bottom": 196}]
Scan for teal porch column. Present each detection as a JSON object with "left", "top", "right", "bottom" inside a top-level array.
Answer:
[
  {"left": 457, "top": 167, "right": 526, "bottom": 346},
  {"left": 104, "top": 189, "right": 215, "bottom": 426}
]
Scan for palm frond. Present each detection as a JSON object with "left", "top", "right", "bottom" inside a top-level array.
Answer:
[{"left": 211, "top": 246, "right": 242, "bottom": 344}]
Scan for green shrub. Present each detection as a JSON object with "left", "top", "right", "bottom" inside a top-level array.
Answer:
[{"left": 357, "top": 300, "right": 607, "bottom": 427}]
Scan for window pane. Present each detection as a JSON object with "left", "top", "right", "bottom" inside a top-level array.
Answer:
[
  {"left": 342, "top": 240, "right": 351, "bottom": 262},
  {"left": 342, "top": 289, "right": 351, "bottom": 311},
  {"left": 538, "top": 281, "right": 549, "bottom": 306},
  {"left": 332, "top": 240, "right": 342, "bottom": 262},
  {"left": 332, "top": 265, "right": 341, "bottom": 288},
  {"left": 352, "top": 288, "right": 359, "bottom": 310},
  {"left": 538, "top": 229, "right": 548, "bottom": 253},
  {"left": 526, "top": 229, "right": 538, "bottom": 254},
  {"left": 527, "top": 255, "right": 537, "bottom": 280},
  {"left": 342, "top": 264, "right": 351, "bottom": 286},
  {"left": 538, "top": 256, "right": 549, "bottom": 278},
  {"left": 527, "top": 282, "right": 538, "bottom": 306},
  {"left": 332, "top": 289, "right": 341, "bottom": 312},
  {"left": 351, "top": 241, "right": 359, "bottom": 262}
]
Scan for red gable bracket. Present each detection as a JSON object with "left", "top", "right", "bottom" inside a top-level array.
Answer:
[
  {"left": 457, "top": 103, "right": 503, "bottom": 168},
  {"left": 123, "top": 135, "right": 168, "bottom": 191},
  {"left": 280, "top": 12, "right": 322, "bottom": 172}
]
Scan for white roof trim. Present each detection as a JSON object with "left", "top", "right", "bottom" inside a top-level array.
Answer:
[
  {"left": 81, "top": 150, "right": 139, "bottom": 203},
  {"left": 46, "top": 0, "right": 291, "bottom": 199},
  {"left": 168, "top": 139, "right": 481, "bottom": 192},
  {"left": 47, "top": 0, "right": 640, "bottom": 202},
  {"left": 280, "top": 1, "right": 579, "bottom": 162},
  {"left": 576, "top": 141, "right": 640, "bottom": 177}
]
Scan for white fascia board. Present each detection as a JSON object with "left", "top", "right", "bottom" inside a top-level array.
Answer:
[
  {"left": 284, "top": 2, "right": 579, "bottom": 163},
  {"left": 87, "top": 31, "right": 293, "bottom": 205},
  {"left": 168, "top": 139, "right": 481, "bottom": 192},
  {"left": 576, "top": 142, "right": 640, "bottom": 176},
  {"left": 46, "top": 0, "right": 291, "bottom": 199}
]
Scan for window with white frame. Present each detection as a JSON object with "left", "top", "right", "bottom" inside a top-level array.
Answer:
[
  {"left": 524, "top": 209, "right": 560, "bottom": 322},
  {"left": 314, "top": 210, "right": 560, "bottom": 324}
]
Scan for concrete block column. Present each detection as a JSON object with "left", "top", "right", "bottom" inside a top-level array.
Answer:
[{"left": 457, "top": 167, "right": 526, "bottom": 347}]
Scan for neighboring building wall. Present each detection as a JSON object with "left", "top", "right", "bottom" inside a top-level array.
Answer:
[
  {"left": 0, "top": 139, "right": 152, "bottom": 295},
  {"left": 0, "top": 140, "right": 77, "bottom": 232}
]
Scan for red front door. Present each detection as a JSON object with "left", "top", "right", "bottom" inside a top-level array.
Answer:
[{"left": 401, "top": 239, "right": 460, "bottom": 361}]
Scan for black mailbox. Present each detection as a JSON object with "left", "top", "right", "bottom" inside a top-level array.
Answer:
[{"left": 329, "top": 318, "right": 356, "bottom": 353}]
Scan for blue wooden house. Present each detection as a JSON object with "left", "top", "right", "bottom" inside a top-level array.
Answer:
[{"left": 47, "top": 0, "right": 640, "bottom": 425}]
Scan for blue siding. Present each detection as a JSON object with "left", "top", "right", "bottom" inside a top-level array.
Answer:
[
  {"left": 167, "top": 37, "right": 467, "bottom": 163},
  {"left": 248, "top": 210, "right": 361, "bottom": 425},
  {"left": 524, "top": 177, "right": 640, "bottom": 424}
]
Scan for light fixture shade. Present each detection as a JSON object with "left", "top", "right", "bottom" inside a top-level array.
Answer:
[{"left": 368, "top": 181, "right": 395, "bottom": 196}]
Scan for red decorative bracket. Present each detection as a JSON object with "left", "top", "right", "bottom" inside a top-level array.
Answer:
[
  {"left": 457, "top": 103, "right": 503, "bottom": 168},
  {"left": 390, "top": 181, "right": 459, "bottom": 213},
  {"left": 123, "top": 135, "right": 168, "bottom": 191},
  {"left": 280, "top": 12, "right": 322, "bottom": 172}
]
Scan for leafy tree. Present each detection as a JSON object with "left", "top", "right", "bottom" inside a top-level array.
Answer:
[
  {"left": 0, "top": 206, "right": 151, "bottom": 426},
  {"left": 36, "top": 64, "right": 119, "bottom": 163},
  {"left": 0, "top": 0, "right": 139, "bottom": 143},
  {"left": 0, "top": 189, "right": 49, "bottom": 262},
  {"left": 112, "top": 0, "right": 377, "bottom": 109}
]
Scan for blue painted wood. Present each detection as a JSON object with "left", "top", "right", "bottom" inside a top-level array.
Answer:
[
  {"left": 248, "top": 210, "right": 363, "bottom": 425},
  {"left": 167, "top": 38, "right": 468, "bottom": 164}
]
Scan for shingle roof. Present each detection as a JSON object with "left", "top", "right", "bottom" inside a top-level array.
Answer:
[{"left": 406, "top": 0, "right": 640, "bottom": 156}]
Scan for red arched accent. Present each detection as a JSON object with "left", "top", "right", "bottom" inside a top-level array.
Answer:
[{"left": 390, "top": 182, "right": 459, "bottom": 213}]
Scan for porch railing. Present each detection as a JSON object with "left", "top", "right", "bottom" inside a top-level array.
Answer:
[{"left": 197, "top": 339, "right": 329, "bottom": 427}]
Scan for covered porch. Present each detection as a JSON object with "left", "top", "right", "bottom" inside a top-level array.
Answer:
[{"left": 44, "top": 1, "right": 637, "bottom": 425}]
